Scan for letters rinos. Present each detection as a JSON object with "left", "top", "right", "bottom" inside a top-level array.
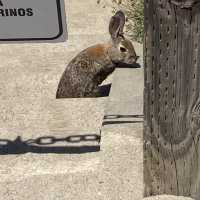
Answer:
[
  {"left": 0, "top": 8, "right": 33, "bottom": 16},
  {"left": 0, "top": 0, "right": 34, "bottom": 17}
]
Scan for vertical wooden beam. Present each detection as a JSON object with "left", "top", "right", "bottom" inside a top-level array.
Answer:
[{"left": 144, "top": 0, "right": 200, "bottom": 199}]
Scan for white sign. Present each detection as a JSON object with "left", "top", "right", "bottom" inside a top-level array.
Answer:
[{"left": 0, "top": 0, "right": 67, "bottom": 42}]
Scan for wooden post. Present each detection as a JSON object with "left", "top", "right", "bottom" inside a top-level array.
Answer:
[{"left": 144, "top": 0, "right": 200, "bottom": 199}]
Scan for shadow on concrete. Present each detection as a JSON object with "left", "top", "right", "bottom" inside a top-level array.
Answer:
[
  {"left": 116, "top": 62, "right": 141, "bottom": 68},
  {"left": 102, "top": 114, "right": 143, "bottom": 125},
  {"left": 0, "top": 134, "right": 100, "bottom": 155},
  {"left": 97, "top": 62, "right": 141, "bottom": 97},
  {"left": 98, "top": 83, "right": 111, "bottom": 97}
]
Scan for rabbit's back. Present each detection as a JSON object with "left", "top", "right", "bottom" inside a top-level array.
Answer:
[{"left": 56, "top": 50, "right": 103, "bottom": 98}]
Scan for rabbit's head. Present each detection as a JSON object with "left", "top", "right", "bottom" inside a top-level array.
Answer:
[{"left": 108, "top": 10, "right": 139, "bottom": 65}]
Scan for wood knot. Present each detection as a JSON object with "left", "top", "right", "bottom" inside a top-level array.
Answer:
[
  {"left": 191, "top": 102, "right": 200, "bottom": 131},
  {"left": 170, "top": 0, "right": 200, "bottom": 8}
]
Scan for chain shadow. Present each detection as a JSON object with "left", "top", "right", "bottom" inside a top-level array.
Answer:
[
  {"left": 0, "top": 134, "right": 100, "bottom": 155},
  {"left": 102, "top": 114, "right": 143, "bottom": 125}
]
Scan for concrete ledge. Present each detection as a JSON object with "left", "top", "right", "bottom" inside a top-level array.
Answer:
[{"left": 101, "top": 67, "right": 144, "bottom": 131}]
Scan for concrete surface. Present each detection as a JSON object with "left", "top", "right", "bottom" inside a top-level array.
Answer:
[
  {"left": 0, "top": 0, "right": 195, "bottom": 200},
  {"left": 144, "top": 196, "right": 194, "bottom": 200},
  {"left": 102, "top": 68, "right": 143, "bottom": 132}
]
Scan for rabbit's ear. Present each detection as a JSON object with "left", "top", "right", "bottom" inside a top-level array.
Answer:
[
  {"left": 115, "top": 10, "right": 125, "bottom": 33},
  {"left": 109, "top": 10, "right": 125, "bottom": 40}
]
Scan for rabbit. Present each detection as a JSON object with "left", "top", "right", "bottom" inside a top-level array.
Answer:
[{"left": 56, "top": 10, "right": 140, "bottom": 98}]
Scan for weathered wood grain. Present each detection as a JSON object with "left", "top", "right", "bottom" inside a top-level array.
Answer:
[
  {"left": 144, "top": 0, "right": 200, "bottom": 199},
  {"left": 171, "top": 0, "right": 200, "bottom": 8}
]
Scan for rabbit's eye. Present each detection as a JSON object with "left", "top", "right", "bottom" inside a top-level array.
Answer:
[{"left": 120, "top": 47, "right": 127, "bottom": 52}]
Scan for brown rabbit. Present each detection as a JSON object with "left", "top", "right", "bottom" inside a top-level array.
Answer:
[{"left": 56, "top": 10, "right": 139, "bottom": 98}]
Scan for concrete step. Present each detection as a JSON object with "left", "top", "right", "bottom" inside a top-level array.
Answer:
[
  {"left": 0, "top": 98, "right": 104, "bottom": 141},
  {"left": 65, "top": 0, "right": 113, "bottom": 36},
  {"left": 102, "top": 69, "right": 143, "bottom": 132}
]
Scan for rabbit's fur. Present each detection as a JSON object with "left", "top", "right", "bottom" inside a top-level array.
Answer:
[{"left": 56, "top": 10, "right": 139, "bottom": 98}]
